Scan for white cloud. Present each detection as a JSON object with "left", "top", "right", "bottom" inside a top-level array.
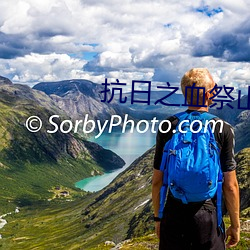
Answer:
[
  {"left": 0, "top": 53, "right": 87, "bottom": 86},
  {"left": 0, "top": 0, "right": 249, "bottom": 93}
]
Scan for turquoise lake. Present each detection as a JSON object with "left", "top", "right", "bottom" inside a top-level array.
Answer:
[{"left": 75, "top": 129, "right": 156, "bottom": 192}]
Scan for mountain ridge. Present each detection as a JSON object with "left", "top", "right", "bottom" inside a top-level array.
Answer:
[
  {"left": 0, "top": 76, "right": 12, "bottom": 85},
  {"left": 33, "top": 79, "right": 127, "bottom": 123}
]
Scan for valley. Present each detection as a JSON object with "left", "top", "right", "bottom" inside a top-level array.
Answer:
[{"left": 0, "top": 76, "right": 249, "bottom": 249}]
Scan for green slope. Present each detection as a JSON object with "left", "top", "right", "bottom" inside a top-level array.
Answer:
[
  {"left": 0, "top": 199, "right": 89, "bottom": 250},
  {"left": 1, "top": 147, "right": 249, "bottom": 249},
  {"left": 0, "top": 83, "right": 124, "bottom": 213}
]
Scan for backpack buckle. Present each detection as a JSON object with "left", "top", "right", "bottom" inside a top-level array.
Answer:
[{"left": 169, "top": 149, "right": 176, "bottom": 155}]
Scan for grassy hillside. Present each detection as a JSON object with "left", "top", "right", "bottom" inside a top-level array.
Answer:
[
  {"left": 0, "top": 199, "right": 89, "bottom": 250},
  {"left": 0, "top": 83, "right": 124, "bottom": 213},
  {"left": 0, "top": 148, "right": 154, "bottom": 249},
  {"left": 1, "top": 147, "right": 249, "bottom": 249},
  {"left": 89, "top": 218, "right": 250, "bottom": 250}
]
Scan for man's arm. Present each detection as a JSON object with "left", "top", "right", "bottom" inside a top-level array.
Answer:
[
  {"left": 152, "top": 117, "right": 176, "bottom": 239},
  {"left": 152, "top": 169, "right": 163, "bottom": 238},
  {"left": 223, "top": 170, "right": 240, "bottom": 248},
  {"left": 152, "top": 169, "right": 163, "bottom": 217}
]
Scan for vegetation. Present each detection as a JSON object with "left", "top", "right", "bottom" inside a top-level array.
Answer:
[
  {"left": 1, "top": 146, "right": 249, "bottom": 249},
  {"left": 1, "top": 207, "right": 249, "bottom": 250},
  {"left": 0, "top": 81, "right": 249, "bottom": 249},
  {"left": 0, "top": 84, "right": 123, "bottom": 214},
  {"left": 235, "top": 148, "right": 250, "bottom": 214}
]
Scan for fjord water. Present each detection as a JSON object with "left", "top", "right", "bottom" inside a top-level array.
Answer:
[{"left": 75, "top": 129, "right": 156, "bottom": 192}]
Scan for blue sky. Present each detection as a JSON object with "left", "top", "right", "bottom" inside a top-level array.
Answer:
[
  {"left": 195, "top": 6, "right": 223, "bottom": 17},
  {"left": 0, "top": 0, "right": 249, "bottom": 94}
]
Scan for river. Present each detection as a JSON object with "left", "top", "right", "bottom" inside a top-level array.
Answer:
[{"left": 75, "top": 129, "right": 156, "bottom": 192}]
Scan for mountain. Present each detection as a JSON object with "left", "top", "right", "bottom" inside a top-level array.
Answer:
[
  {"left": 114, "top": 90, "right": 184, "bottom": 120},
  {"left": 0, "top": 78, "right": 125, "bottom": 212},
  {"left": 235, "top": 148, "right": 250, "bottom": 214},
  {"left": 233, "top": 109, "right": 250, "bottom": 152},
  {"left": 0, "top": 76, "right": 12, "bottom": 85},
  {"left": 33, "top": 79, "right": 128, "bottom": 123},
  {"left": 79, "top": 147, "right": 155, "bottom": 248},
  {"left": 32, "top": 78, "right": 249, "bottom": 128},
  {"left": 6, "top": 76, "right": 250, "bottom": 152},
  {"left": 33, "top": 80, "right": 177, "bottom": 123},
  {"left": 211, "top": 95, "right": 249, "bottom": 125},
  {"left": 208, "top": 95, "right": 250, "bottom": 152}
]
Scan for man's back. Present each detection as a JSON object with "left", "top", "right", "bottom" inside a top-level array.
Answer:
[
  {"left": 153, "top": 110, "right": 236, "bottom": 249},
  {"left": 152, "top": 68, "right": 240, "bottom": 250}
]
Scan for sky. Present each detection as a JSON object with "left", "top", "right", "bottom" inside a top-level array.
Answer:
[{"left": 0, "top": 0, "right": 249, "bottom": 94}]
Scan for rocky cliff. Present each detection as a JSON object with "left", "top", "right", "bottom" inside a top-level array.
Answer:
[{"left": 33, "top": 79, "right": 126, "bottom": 122}]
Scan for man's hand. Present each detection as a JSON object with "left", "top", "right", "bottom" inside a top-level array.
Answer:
[
  {"left": 155, "top": 221, "right": 161, "bottom": 239},
  {"left": 225, "top": 225, "right": 240, "bottom": 248},
  {"left": 223, "top": 171, "right": 240, "bottom": 248}
]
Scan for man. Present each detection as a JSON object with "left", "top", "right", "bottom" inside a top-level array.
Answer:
[{"left": 152, "top": 68, "right": 240, "bottom": 249}]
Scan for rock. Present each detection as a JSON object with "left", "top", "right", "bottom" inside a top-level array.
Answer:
[
  {"left": 105, "top": 240, "right": 116, "bottom": 246},
  {"left": 0, "top": 76, "right": 12, "bottom": 85},
  {"left": 33, "top": 79, "right": 122, "bottom": 124},
  {"left": 83, "top": 140, "right": 125, "bottom": 171}
]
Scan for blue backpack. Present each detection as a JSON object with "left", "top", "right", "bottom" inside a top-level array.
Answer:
[{"left": 158, "top": 111, "right": 223, "bottom": 228}]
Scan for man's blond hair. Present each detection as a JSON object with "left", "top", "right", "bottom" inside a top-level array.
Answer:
[{"left": 181, "top": 68, "right": 214, "bottom": 105}]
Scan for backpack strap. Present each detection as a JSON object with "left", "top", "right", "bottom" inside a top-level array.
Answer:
[
  {"left": 201, "top": 112, "right": 223, "bottom": 230},
  {"left": 158, "top": 144, "right": 171, "bottom": 218},
  {"left": 158, "top": 113, "right": 188, "bottom": 218},
  {"left": 159, "top": 182, "right": 168, "bottom": 219},
  {"left": 174, "top": 111, "right": 189, "bottom": 122},
  {"left": 217, "top": 168, "right": 223, "bottom": 231},
  {"left": 174, "top": 111, "right": 218, "bottom": 127}
]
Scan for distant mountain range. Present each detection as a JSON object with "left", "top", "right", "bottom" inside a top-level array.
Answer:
[
  {"left": 3, "top": 76, "right": 249, "bottom": 154},
  {"left": 114, "top": 90, "right": 184, "bottom": 118},
  {"left": 33, "top": 78, "right": 249, "bottom": 152},
  {"left": 212, "top": 95, "right": 250, "bottom": 152},
  {"left": 33, "top": 80, "right": 175, "bottom": 122}
]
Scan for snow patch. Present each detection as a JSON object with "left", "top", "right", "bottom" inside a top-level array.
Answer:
[
  {"left": 134, "top": 199, "right": 150, "bottom": 210},
  {"left": 0, "top": 219, "right": 7, "bottom": 229},
  {"left": 138, "top": 185, "right": 145, "bottom": 190},
  {"left": 0, "top": 208, "right": 20, "bottom": 238}
]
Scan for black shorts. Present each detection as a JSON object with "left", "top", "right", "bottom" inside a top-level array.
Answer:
[{"left": 159, "top": 195, "right": 225, "bottom": 250}]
